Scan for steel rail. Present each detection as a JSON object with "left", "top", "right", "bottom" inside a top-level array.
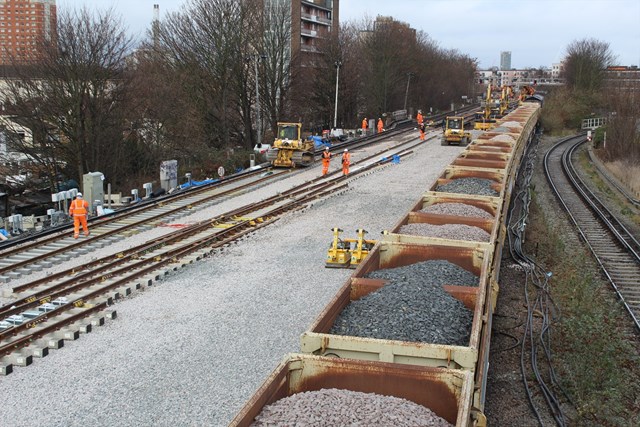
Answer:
[
  {"left": 0, "top": 123, "right": 431, "bottom": 282},
  {"left": 0, "top": 144, "right": 418, "bottom": 362},
  {"left": 543, "top": 135, "right": 640, "bottom": 331}
]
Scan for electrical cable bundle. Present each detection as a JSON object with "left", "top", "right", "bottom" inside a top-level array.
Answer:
[{"left": 505, "top": 130, "right": 574, "bottom": 427}]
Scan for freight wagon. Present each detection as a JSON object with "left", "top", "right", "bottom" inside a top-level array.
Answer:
[{"left": 231, "top": 102, "right": 541, "bottom": 426}]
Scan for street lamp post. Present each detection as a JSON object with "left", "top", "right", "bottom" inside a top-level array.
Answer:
[
  {"left": 333, "top": 61, "right": 342, "bottom": 129},
  {"left": 403, "top": 72, "right": 413, "bottom": 111}
]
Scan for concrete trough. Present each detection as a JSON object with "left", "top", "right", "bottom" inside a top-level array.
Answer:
[
  {"left": 301, "top": 241, "right": 490, "bottom": 370},
  {"left": 230, "top": 354, "right": 474, "bottom": 427}
]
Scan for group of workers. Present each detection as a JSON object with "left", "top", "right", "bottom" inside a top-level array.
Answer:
[
  {"left": 361, "top": 117, "right": 385, "bottom": 136},
  {"left": 322, "top": 147, "right": 350, "bottom": 177},
  {"left": 323, "top": 110, "right": 427, "bottom": 178},
  {"left": 362, "top": 112, "right": 426, "bottom": 141}
]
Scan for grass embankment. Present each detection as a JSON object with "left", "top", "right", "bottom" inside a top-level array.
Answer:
[
  {"left": 525, "top": 192, "right": 640, "bottom": 426},
  {"left": 576, "top": 152, "right": 640, "bottom": 229}
]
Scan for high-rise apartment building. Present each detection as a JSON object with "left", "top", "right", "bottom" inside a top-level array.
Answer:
[
  {"left": 291, "top": 0, "right": 339, "bottom": 65},
  {"left": 500, "top": 51, "right": 511, "bottom": 71},
  {"left": 0, "top": 0, "right": 56, "bottom": 64}
]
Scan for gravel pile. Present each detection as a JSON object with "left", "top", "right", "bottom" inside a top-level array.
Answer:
[
  {"left": 420, "top": 202, "right": 493, "bottom": 218},
  {"left": 500, "top": 121, "right": 523, "bottom": 131},
  {"left": 436, "top": 178, "right": 499, "bottom": 197},
  {"left": 330, "top": 260, "right": 476, "bottom": 345},
  {"left": 489, "top": 134, "right": 515, "bottom": 143},
  {"left": 398, "top": 223, "right": 491, "bottom": 241},
  {"left": 0, "top": 137, "right": 466, "bottom": 427},
  {"left": 251, "top": 388, "right": 453, "bottom": 427}
]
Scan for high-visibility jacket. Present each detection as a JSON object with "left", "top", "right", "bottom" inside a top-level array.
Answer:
[
  {"left": 322, "top": 151, "right": 331, "bottom": 163},
  {"left": 362, "top": 119, "right": 367, "bottom": 129},
  {"left": 342, "top": 152, "right": 350, "bottom": 166},
  {"left": 69, "top": 198, "right": 89, "bottom": 217},
  {"left": 377, "top": 119, "right": 384, "bottom": 132},
  {"left": 416, "top": 112, "right": 424, "bottom": 125}
]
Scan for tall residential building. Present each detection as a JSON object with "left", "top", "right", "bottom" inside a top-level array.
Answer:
[
  {"left": 500, "top": 51, "right": 511, "bottom": 71},
  {"left": 291, "top": 0, "right": 339, "bottom": 66},
  {"left": 0, "top": 0, "right": 56, "bottom": 64}
]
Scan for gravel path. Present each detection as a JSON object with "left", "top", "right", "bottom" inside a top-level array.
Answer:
[{"left": 0, "top": 133, "right": 464, "bottom": 427}]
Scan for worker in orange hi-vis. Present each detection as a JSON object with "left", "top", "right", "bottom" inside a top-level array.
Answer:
[
  {"left": 361, "top": 117, "right": 368, "bottom": 136},
  {"left": 341, "top": 148, "right": 351, "bottom": 176},
  {"left": 416, "top": 110, "right": 425, "bottom": 141},
  {"left": 377, "top": 118, "right": 384, "bottom": 133},
  {"left": 321, "top": 146, "right": 332, "bottom": 176},
  {"left": 419, "top": 121, "right": 426, "bottom": 141},
  {"left": 69, "top": 192, "right": 90, "bottom": 238}
]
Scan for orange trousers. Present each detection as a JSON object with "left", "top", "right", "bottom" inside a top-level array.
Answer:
[
  {"left": 342, "top": 164, "right": 349, "bottom": 176},
  {"left": 73, "top": 215, "right": 89, "bottom": 237},
  {"left": 419, "top": 129, "right": 425, "bottom": 140},
  {"left": 322, "top": 160, "right": 330, "bottom": 175}
]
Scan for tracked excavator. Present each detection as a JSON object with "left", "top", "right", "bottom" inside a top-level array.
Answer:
[
  {"left": 474, "top": 84, "right": 496, "bottom": 131},
  {"left": 266, "top": 122, "right": 315, "bottom": 168}
]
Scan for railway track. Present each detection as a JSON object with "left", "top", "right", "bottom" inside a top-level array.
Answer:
[
  {"left": 0, "top": 121, "right": 436, "bottom": 284},
  {"left": 0, "top": 132, "right": 429, "bottom": 375},
  {"left": 544, "top": 135, "right": 640, "bottom": 330}
]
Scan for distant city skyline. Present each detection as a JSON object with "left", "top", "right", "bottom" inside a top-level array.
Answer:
[{"left": 56, "top": 0, "right": 640, "bottom": 69}]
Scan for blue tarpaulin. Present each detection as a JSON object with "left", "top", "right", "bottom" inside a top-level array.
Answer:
[
  {"left": 310, "top": 136, "right": 330, "bottom": 149},
  {"left": 179, "top": 178, "right": 220, "bottom": 190}
]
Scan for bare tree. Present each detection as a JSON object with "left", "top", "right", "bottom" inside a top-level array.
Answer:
[
  {"left": 1, "top": 7, "right": 133, "bottom": 190},
  {"left": 258, "top": 0, "right": 293, "bottom": 140},
  {"left": 562, "top": 38, "right": 616, "bottom": 91},
  {"left": 156, "top": 0, "right": 262, "bottom": 151}
]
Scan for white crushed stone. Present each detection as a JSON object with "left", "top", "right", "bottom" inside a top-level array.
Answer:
[
  {"left": 489, "top": 134, "right": 515, "bottom": 143},
  {"left": 251, "top": 388, "right": 453, "bottom": 427},
  {"left": 500, "top": 121, "right": 523, "bottom": 130},
  {"left": 0, "top": 135, "right": 464, "bottom": 427}
]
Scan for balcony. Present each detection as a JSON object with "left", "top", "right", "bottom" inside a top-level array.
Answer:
[
  {"left": 301, "top": 0, "right": 333, "bottom": 12},
  {"left": 301, "top": 28, "right": 318, "bottom": 38},
  {"left": 301, "top": 12, "right": 331, "bottom": 26}
]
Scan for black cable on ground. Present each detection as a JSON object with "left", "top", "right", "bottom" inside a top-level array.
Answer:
[{"left": 505, "top": 129, "right": 574, "bottom": 427}]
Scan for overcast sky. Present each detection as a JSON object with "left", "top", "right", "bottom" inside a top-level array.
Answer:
[{"left": 57, "top": 0, "right": 640, "bottom": 69}]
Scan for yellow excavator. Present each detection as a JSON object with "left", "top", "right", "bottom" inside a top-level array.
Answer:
[
  {"left": 326, "top": 228, "right": 376, "bottom": 269},
  {"left": 442, "top": 116, "right": 472, "bottom": 146},
  {"left": 474, "top": 84, "right": 496, "bottom": 131},
  {"left": 266, "top": 122, "right": 315, "bottom": 168}
]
